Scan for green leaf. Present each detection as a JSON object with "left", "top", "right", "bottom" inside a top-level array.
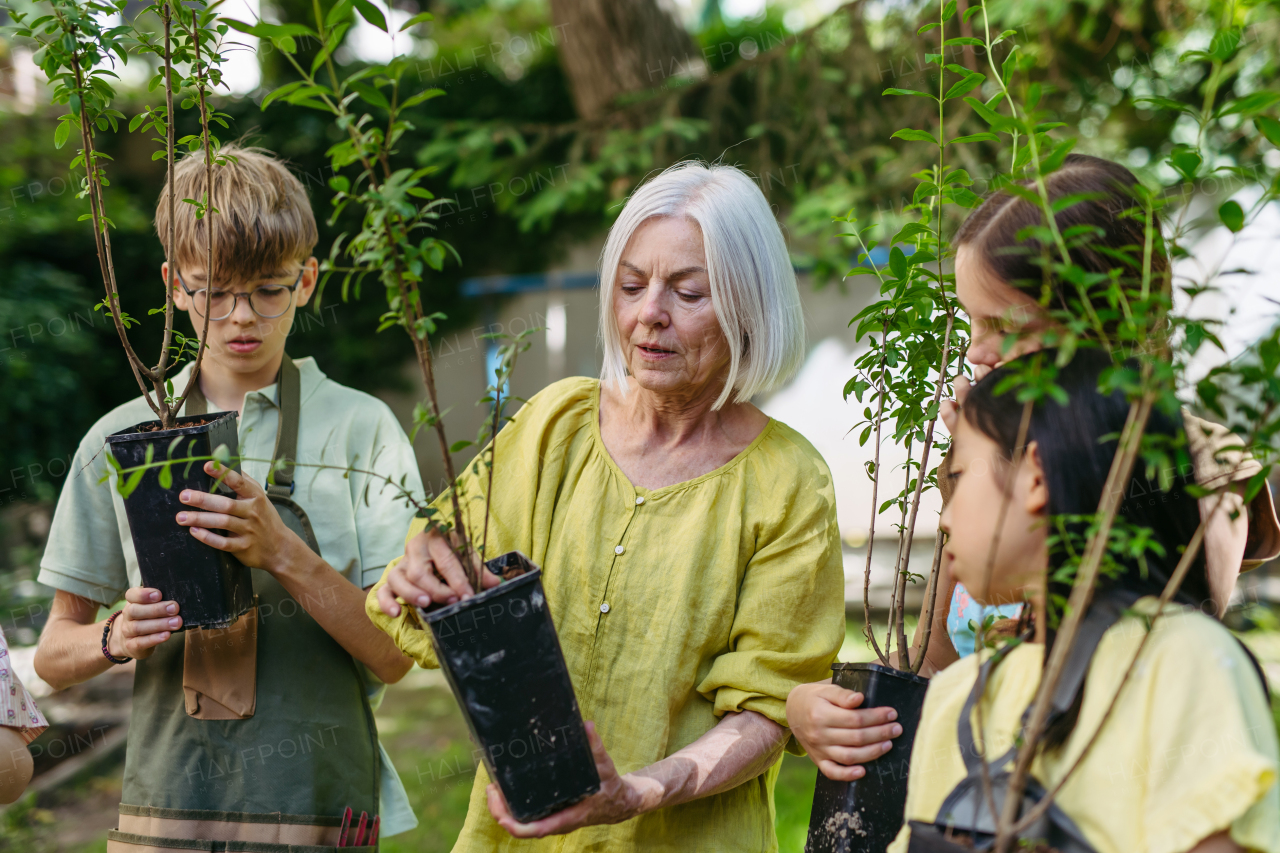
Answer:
[
  {"left": 889, "top": 246, "right": 908, "bottom": 280},
  {"left": 348, "top": 80, "right": 389, "bottom": 109},
  {"left": 353, "top": 0, "right": 387, "bottom": 32},
  {"left": 1209, "top": 28, "right": 1242, "bottom": 62},
  {"left": 963, "top": 96, "right": 1017, "bottom": 132},
  {"left": 223, "top": 17, "right": 262, "bottom": 35},
  {"left": 918, "top": 21, "right": 940, "bottom": 34},
  {"left": 262, "top": 80, "right": 307, "bottom": 108},
  {"left": 159, "top": 464, "right": 172, "bottom": 490},
  {"left": 941, "top": 0, "right": 957, "bottom": 22},
  {"left": 448, "top": 440, "right": 473, "bottom": 453},
  {"left": 883, "top": 88, "right": 935, "bottom": 99},
  {"left": 1218, "top": 199, "right": 1244, "bottom": 233},
  {"left": 963, "top": 5, "right": 983, "bottom": 23},
  {"left": 947, "top": 132, "right": 998, "bottom": 145},
  {"left": 1167, "top": 145, "right": 1202, "bottom": 182},
  {"left": 1256, "top": 116, "right": 1280, "bottom": 148},
  {"left": 322, "top": 0, "right": 351, "bottom": 27},
  {"left": 943, "top": 36, "right": 984, "bottom": 47},
  {"left": 1040, "top": 137, "right": 1077, "bottom": 174},
  {"left": 54, "top": 119, "right": 71, "bottom": 149},
  {"left": 1134, "top": 95, "right": 1192, "bottom": 114},
  {"left": 1217, "top": 90, "right": 1280, "bottom": 119},
  {"left": 399, "top": 10, "right": 433, "bottom": 31},
  {"left": 892, "top": 128, "right": 938, "bottom": 145},
  {"left": 944, "top": 73, "right": 984, "bottom": 101},
  {"left": 400, "top": 88, "right": 445, "bottom": 109}
]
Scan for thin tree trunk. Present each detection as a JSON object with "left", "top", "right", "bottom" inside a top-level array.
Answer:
[{"left": 549, "top": 0, "right": 703, "bottom": 120}]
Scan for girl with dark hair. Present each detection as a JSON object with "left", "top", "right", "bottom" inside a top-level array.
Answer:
[
  {"left": 888, "top": 350, "right": 1279, "bottom": 853},
  {"left": 786, "top": 155, "right": 1280, "bottom": 783}
]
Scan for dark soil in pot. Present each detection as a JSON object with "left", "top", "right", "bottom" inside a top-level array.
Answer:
[
  {"left": 806, "top": 662, "right": 929, "bottom": 853},
  {"left": 421, "top": 552, "right": 600, "bottom": 823},
  {"left": 106, "top": 410, "right": 254, "bottom": 630}
]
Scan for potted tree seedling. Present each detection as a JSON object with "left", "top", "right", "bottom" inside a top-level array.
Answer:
[
  {"left": 6, "top": 0, "right": 248, "bottom": 629},
  {"left": 808, "top": 2, "right": 1280, "bottom": 851},
  {"left": 804, "top": 2, "right": 976, "bottom": 849},
  {"left": 223, "top": 0, "right": 600, "bottom": 821}
]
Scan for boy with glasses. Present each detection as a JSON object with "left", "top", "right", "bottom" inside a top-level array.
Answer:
[{"left": 34, "top": 145, "right": 421, "bottom": 851}]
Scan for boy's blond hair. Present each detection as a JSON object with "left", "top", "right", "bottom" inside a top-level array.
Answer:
[{"left": 155, "top": 144, "right": 318, "bottom": 285}]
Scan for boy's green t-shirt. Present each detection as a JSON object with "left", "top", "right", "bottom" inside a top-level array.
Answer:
[{"left": 37, "top": 356, "right": 423, "bottom": 835}]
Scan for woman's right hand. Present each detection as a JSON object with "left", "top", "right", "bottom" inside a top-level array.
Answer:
[
  {"left": 108, "top": 587, "right": 182, "bottom": 660},
  {"left": 376, "top": 527, "right": 499, "bottom": 617},
  {"left": 786, "top": 680, "right": 903, "bottom": 782}
]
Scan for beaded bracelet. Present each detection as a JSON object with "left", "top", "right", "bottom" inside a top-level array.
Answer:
[{"left": 101, "top": 610, "right": 133, "bottom": 665}]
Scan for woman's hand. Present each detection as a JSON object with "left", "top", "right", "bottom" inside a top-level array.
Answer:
[
  {"left": 786, "top": 680, "right": 903, "bottom": 782},
  {"left": 375, "top": 526, "right": 500, "bottom": 618},
  {"left": 485, "top": 721, "right": 643, "bottom": 838},
  {"left": 176, "top": 462, "right": 303, "bottom": 575},
  {"left": 108, "top": 587, "right": 182, "bottom": 660}
]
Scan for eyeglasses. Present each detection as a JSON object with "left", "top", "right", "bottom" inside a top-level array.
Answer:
[{"left": 176, "top": 269, "right": 304, "bottom": 320}]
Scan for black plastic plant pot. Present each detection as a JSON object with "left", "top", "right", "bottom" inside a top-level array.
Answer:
[
  {"left": 106, "top": 411, "right": 253, "bottom": 631},
  {"left": 422, "top": 553, "right": 601, "bottom": 823},
  {"left": 805, "top": 662, "right": 930, "bottom": 853}
]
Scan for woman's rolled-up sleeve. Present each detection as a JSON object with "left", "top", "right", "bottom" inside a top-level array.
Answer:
[
  {"left": 365, "top": 516, "right": 440, "bottom": 668},
  {"left": 695, "top": 466, "right": 845, "bottom": 752}
]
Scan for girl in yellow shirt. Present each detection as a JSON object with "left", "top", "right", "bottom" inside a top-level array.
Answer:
[{"left": 891, "top": 348, "right": 1279, "bottom": 853}]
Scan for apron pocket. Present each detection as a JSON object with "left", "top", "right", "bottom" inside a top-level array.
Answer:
[{"left": 182, "top": 606, "right": 258, "bottom": 720}]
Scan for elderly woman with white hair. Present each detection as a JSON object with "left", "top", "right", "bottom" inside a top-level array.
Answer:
[{"left": 367, "top": 162, "right": 845, "bottom": 850}]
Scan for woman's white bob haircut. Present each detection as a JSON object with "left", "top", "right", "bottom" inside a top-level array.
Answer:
[{"left": 598, "top": 161, "right": 806, "bottom": 410}]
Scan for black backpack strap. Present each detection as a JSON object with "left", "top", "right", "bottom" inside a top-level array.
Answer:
[
  {"left": 936, "top": 590, "right": 1143, "bottom": 850},
  {"left": 953, "top": 589, "right": 1141, "bottom": 777}
]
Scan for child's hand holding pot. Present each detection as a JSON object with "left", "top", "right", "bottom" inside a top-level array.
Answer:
[
  {"left": 376, "top": 527, "right": 500, "bottom": 617},
  {"left": 785, "top": 680, "right": 902, "bottom": 782},
  {"left": 175, "top": 461, "right": 305, "bottom": 575},
  {"left": 107, "top": 587, "right": 182, "bottom": 659}
]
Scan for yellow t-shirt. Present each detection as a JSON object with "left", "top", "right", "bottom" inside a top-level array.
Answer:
[
  {"left": 890, "top": 600, "right": 1280, "bottom": 853},
  {"left": 367, "top": 377, "right": 846, "bottom": 852}
]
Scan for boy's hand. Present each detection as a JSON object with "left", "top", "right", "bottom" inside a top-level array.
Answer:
[
  {"left": 110, "top": 587, "right": 182, "bottom": 659},
  {"left": 785, "top": 680, "right": 903, "bottom": 782},
  {"left": 176, "top": 461, "right": 304, "bottom": 576}
]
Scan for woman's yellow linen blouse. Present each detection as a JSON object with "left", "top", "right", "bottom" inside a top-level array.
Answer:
[
  {"left": 889, "top": 600, "right": 1280, "bottom": 853},
  {"left": 366, "top": 377, "right": 846, "bottom": 852}
]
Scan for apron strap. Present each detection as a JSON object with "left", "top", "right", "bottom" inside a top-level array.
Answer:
[
  {"left": 266, "top": 354, "right": 301, "bottom": 500},
  {"left": 180, "top": 356, "right": 300, "bottom": 499},
  {"left": 184, "top": 377, "right": 208, "bottom": 417}
]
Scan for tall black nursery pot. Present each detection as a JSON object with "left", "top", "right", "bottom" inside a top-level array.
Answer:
[
  {"left": 422, "top": 552, "right": 601, "bottom": 823},
  {"left": 806, "top": 662, "right": 929, "bottom": 853},
  {"left": 106, "top": 411, "right": 254, "bottom": 630}
]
